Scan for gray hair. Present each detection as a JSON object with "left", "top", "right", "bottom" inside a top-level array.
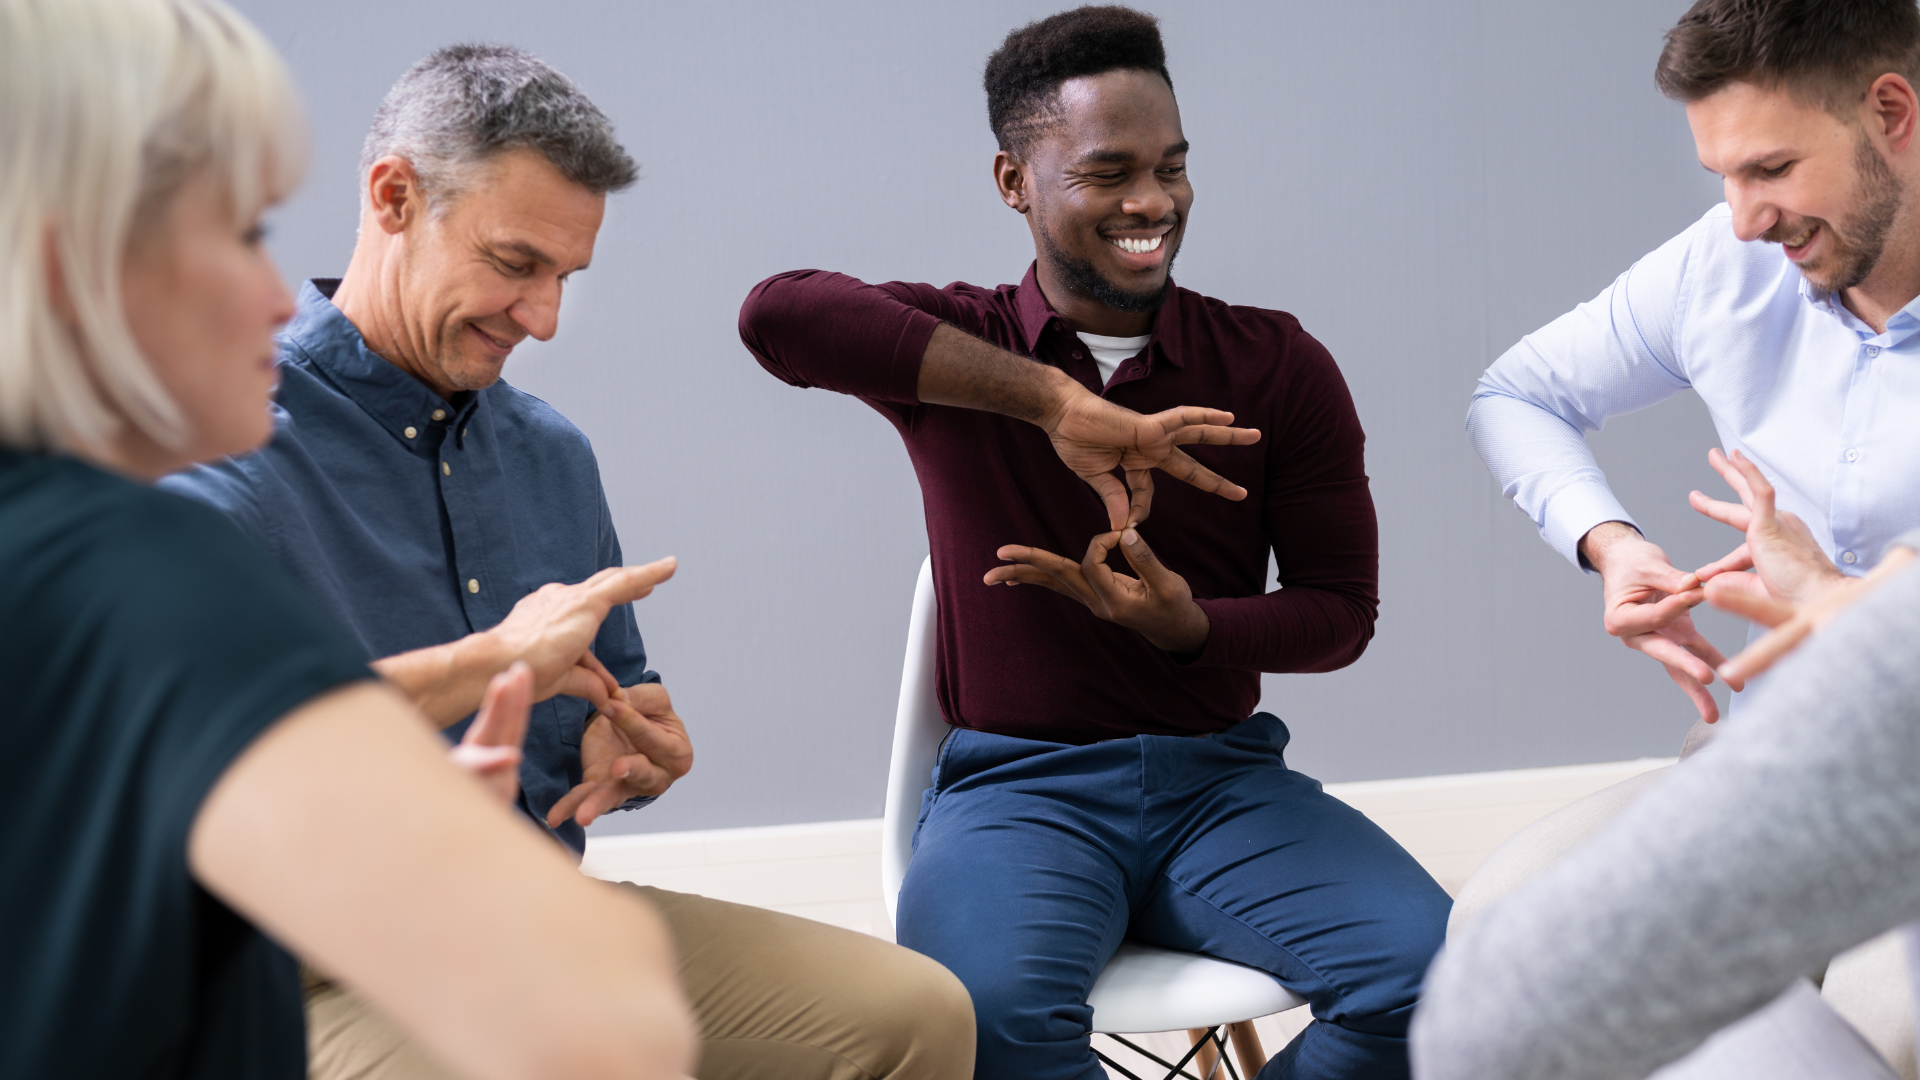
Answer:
[{"left": 360, "top": 44, "right": 636, "bottom": 209}]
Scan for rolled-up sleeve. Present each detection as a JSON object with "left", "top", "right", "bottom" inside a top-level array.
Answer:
[
  {"left": 1468, "top": 220, "right": 1703, "bottom": 568},
  {"left": 739, "top": 270, "right": 943, "bottom": 404}
]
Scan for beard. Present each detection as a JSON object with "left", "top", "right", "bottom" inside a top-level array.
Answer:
[
  {"left": 1037, "top": 215, "right": 1180, "bottom": 315},
  {"left": 1767, "top": 131, "right": 1904, "bottom": 293}
]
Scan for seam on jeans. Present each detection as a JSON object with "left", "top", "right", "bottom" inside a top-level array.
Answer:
[
  {"left": 697, "top": 1036, "right": 882, "bottom": 1080},
  {"left": 1151, "top": 870, "right": 1351, "bottom": 1005}
]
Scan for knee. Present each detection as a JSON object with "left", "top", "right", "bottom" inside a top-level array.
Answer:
[
  {"left": 860, "top": 949, "right": 977, "bottom": 1080},
  {"left": 1328, "top": 895, "right": 1451, "bottom": 1039}
]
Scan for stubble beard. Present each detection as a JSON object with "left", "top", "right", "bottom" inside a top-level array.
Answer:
[
  {"left": 1037, "top": 215, "right": 1179, "bottom": 315},
  {"left": 1772, "top": 132, "right": 1905, "bottom": 294}
]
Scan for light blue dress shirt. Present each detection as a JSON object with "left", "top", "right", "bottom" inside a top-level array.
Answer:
[{"left": 1471, "top": 202, "right": 1920, "bottom": 577}]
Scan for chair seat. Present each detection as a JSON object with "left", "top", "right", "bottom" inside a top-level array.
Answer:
[{"left": 1087, "top": 942, "right": 1307, "bottom": 1034}]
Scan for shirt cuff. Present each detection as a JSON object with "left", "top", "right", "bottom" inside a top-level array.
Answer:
[
  {"left": 887, "top": 307, "right": 941, "bottom": 404},
  {"left": 1540, "top": 479, "right": 1638, "bottom": 572},
  {"left": 612, "top": 795, "right": 659, "bottom": 814}
]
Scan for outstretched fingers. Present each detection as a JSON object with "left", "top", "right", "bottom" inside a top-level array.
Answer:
[
  {"left": 987, "top": 544, "right": 1098, "bottom": 606},
  {"left": 1153, "top": 448, "right": 1249, "bottom": 502}
]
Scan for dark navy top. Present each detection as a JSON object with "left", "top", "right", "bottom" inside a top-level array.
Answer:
[
  {"left": 163, "top": 280, "right": 656, "bottom": 853},
  {"left": 1, "top": 447, "right": 369, "bottom": 1078}
]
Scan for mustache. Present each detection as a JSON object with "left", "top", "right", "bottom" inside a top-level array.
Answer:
[
  {"left": 1760, "top": 216, "right": 1824, "bottom": 245},
  {"left": 1100, "top": 213, "right": 1181, "bottom": 236}
]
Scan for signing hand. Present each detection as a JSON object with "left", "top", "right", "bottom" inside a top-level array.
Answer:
[
  {"left": 987, "top": 527, "right": 1210, "bottom": 655},
  {"left": 1710, "top": 545, "right": 1916, "bottom": 683},
  {"left": 1041, "top": 389, "right": 1261, "bottom": 531},
  {"left": 487, "top": 559, "right": 678, "bottom": 703},
  {"left": 1580, "top": 520, "right": 1725, "bottom": 722},
  {"left": 1689, "top": 449, "right": 1841, "bottom": 603},
  {"left": 546, "top": 682, "right": 694, "bottom": 829},
  {"left": 447, "top": 662, "right": 532, "bottom": 803},
  {"left": 1692, "top": 448, "right": 1916, "bottom": 682}
]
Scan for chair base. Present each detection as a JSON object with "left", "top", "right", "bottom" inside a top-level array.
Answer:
[{"left": 1094, "top": 1022, "right": 1266, "bottom": 1080}]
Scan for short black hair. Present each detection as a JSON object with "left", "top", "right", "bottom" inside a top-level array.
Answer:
[
  {"left": 1655, "top": 0, "right": 1920, "bottom": 112},
  {"left": 983, "top": 6, "right": 1173, "bottom": 157}
]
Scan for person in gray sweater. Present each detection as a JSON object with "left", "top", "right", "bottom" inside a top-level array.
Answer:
[{"left": 1412, "top": 452, "right": 1920, "bottom": 1080}]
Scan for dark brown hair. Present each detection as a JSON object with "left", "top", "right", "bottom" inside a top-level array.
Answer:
[
  {"left": 1656, "top": 0, "right": 1920, "bottom": 111},
  {"left": 984, "top": 6, "right": 1172, "bottom": 157}
]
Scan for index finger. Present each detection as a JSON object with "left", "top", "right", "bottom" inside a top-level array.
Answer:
[
  {"left": 1155, "top": 447, "right": 1249, "bottom": 502},
  {"left": 585, "top": 556, "right": 679, "bottom": 606}
]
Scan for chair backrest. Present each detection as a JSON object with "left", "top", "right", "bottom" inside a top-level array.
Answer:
[{"left": 881, "top": 556, "right": 949, "bottom": 931}]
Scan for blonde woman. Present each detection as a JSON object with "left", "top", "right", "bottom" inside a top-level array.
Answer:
[{"left": 0, "top": 2, "right": 692, "bottom": 1077}]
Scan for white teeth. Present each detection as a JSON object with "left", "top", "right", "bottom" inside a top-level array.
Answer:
[{"left": 1108, "top": 235, "right": 1164, "bottom": 254}]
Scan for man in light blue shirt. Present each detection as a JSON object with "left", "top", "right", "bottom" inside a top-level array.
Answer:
[
  {"left": 1450, "top": 0, "right": 1920, "bottom": 1067},
  {"left": 1470, "top": 5, "right": 1920, "bottom": 728}
]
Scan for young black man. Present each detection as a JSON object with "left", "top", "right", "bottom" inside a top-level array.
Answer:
[{"left": 737, "top": 9, "right": 1449, "bottom": 1079}]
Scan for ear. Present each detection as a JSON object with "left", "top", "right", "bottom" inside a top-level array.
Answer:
[
  {"left": 1866, "top": 73, "right": 1918, "bottom": 155},
  {"left": 993, "top": 150, "right": 1030, "bottom": 214},
  {"left": 364, "top": 156, "right": 426, "bottom": 236}
]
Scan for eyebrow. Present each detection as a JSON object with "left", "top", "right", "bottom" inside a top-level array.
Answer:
[
  {"left": 1714, "top": 149, "right": 1793, "bottom": 176},
  {"left": 1076, "top": 140, "right": 1190, "bottom": 166},
  {"left": 487, "top": 238, "right": 589, "bottom": 274}
]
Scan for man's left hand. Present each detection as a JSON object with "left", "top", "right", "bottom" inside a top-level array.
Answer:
[
  {"left": 546, "top": 682, "right": 694, "bottom": 829},
  {"left": 986, "top": 527, "right": 1210, "bottom": 655}
]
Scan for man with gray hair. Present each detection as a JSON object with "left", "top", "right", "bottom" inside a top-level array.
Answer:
[{"left": 163, "top": 43, "right": 974, "bottom": 1080}]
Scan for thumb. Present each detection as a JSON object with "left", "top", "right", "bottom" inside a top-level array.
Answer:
[
  {"left": 466, "top": 661, "right": 533, "bottom": 751},
  {"left": 1118, "top": 527, "right": 1180, "bottom": 592}
]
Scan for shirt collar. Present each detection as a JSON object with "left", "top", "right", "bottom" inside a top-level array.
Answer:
[
  {"left": 1798, "top": 274, "right": 1920, "bottom": 348},
  {"left": 282, "top": 280, "right": 479, "bottom": 445},
  {"left": 1011, "top": 262, "right": 1186, "bottom": 368}
]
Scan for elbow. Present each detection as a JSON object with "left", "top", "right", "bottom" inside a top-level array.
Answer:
[
  {"left": 1307, "top": 594, "right": 1377, "bottom": 673},
  {"left": 737, "top": 271, "right": 817, "bottom": 386}
]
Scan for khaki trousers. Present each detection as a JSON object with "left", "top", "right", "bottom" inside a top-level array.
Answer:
[{"left": 307, "top": 885, "right": 975, "bottom": 1080}]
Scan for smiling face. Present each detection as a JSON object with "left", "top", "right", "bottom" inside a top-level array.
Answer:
[
  {"left": 380, "top": 148, "right": 604, "bottom": 397},
  {"left": 118, "top": 176, "right": 295, "bottom": 474},
  {"left": 996, "top": 68, "right": 1191, "bottom": 336},
  {"left": 1688, "top": 80, "right": 1907, "bottom": 294}
]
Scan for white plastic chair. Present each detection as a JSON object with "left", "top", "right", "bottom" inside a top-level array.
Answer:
[{"left": 881, "top": 558, "right": 1306, "bottom": 1080}]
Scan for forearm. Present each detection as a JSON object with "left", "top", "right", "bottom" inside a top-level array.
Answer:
[
  {"left": 1191, "top": 587, "right": 1375, "bottom": 672},
  {"left": 191, "top": 683, "right": 695, "bottom": 1080},
  {"left": 916, "top": 322, "right": 1078, "bottom": 423},
  {"left": 1469, "top": 387, "right": 1637, "bottom": 569},
  {"left": 372, "top": 632, "right": 506, "bottom": 728}
]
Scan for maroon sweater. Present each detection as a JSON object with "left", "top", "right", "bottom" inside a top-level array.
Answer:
[{"left": 739, "top": 265, "right": 1377, "bottom": 743}]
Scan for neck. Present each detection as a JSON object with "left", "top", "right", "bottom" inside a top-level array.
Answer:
[
  {"left": 1033, "top": 257, "right": 1157, "bottom": 338},
  {"left": 331, "top": 231, "right": 455, "bottom": 399},
  {"left": 1841, "top": 197, "right": 1920, "bottom": 333},
  {"left": 77, "top": 429, "right": 181, "bottom": 483}
]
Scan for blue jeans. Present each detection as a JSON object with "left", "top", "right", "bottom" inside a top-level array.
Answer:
[{"left": 896, "top": 714, "right": 1450, "bottom": 1080}]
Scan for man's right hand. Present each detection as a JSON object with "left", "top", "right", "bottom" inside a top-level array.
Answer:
[
  {"left": 374, "top": 557, "right": 677, "bottom": 727},
  {"left": 1580, "top": 520, "right": 1727, "bottom": 723}
]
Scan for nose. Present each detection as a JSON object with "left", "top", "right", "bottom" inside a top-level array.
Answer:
[
  {"left": 1121, "top": 175, "right": 1176, "bottom": 225},
  {"left": 1725, "top": 178, "right": 1778, "bottom": 243},
  {"left": 508, "top": 278, "right": 562, "bottom": 342}
]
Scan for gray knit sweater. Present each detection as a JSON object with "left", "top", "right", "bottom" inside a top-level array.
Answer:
[{"left": 1412, "top": 533, "right": 1920, "bottom": 1080}]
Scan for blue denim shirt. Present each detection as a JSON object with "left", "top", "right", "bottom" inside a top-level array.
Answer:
[{"left": 162, "top": 280, "right": 656, "bottom": 854}]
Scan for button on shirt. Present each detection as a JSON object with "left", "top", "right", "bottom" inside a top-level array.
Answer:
[
  {"left": 161, "top": 280, "right": 655, "bottom": 854},
  {"left": 1471, "top": 202, "right": 1920, "bottom": 573}
]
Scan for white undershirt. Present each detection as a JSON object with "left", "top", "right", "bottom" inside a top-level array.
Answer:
[{"left": 1075, "top": 331, "right": 1151, "bottom": 387}]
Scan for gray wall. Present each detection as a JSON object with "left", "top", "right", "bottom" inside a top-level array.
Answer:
[{"left": 232, "top": 0, "right": 1734, "bottom": 835}]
